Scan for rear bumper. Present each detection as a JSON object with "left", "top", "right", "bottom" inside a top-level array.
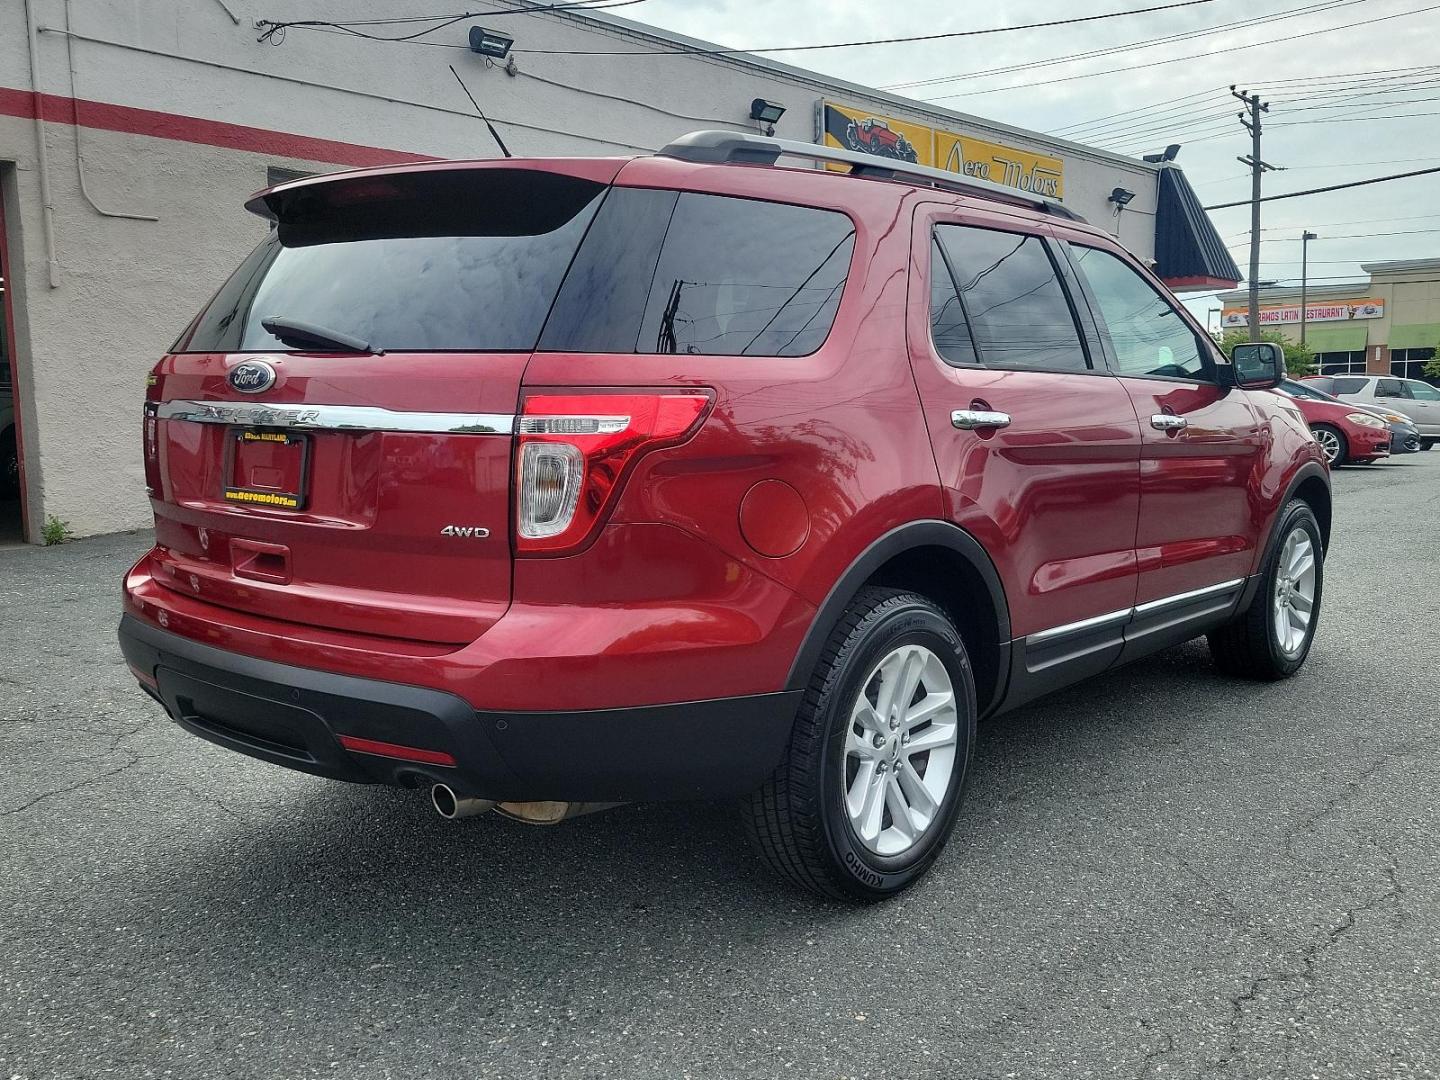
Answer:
[{"left": 119, "top": 615, "right": 799, "bottom": 802}]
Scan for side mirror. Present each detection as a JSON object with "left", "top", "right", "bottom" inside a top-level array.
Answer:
[{"left": 1228, "top": 341, "right": 1284, "bottom": 390}]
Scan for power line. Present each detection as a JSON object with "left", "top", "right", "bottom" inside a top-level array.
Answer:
[
  {"left": 1203, "top": 166, "right": 1440, "bottom": 210},
  {"left": 1096, "top": 78, "right": 1440, "bottom": 149},
  {"left": 894, "top": 0, "right": 1357, "bottom": 96},
  {"left": 922, "top": 1, "right": 1440, "bottom": 102},
  {"left": 1235, "top": 228, "right": 1440, "bottom": 244},
  {"left": 1259, "top": 259, "right": 1429, "bottom": 265},
  {"left": 1055, "top": 21, "right": 1440, "bottom": 137},
  {"left": 1111, "top": 100, "right": 1440, "bottom": 155},
  {"left": 1271, "top": 109, "right": 1440, "bottom": 127},
  {"left": 1271, "top": 210, "right": 1440, "bottom": 228},
  {"left": 506, "top": 0, "right": 1224, "bottom": 56},
  {"left": 256, "top": 1, "right": 648, "bottom": 44},
  {"left": 1095, "top": 75, "right": 1440, "bottom": 150},
  {"left": 1197, "top": 158, "right": 1440, "bottom": 186}
]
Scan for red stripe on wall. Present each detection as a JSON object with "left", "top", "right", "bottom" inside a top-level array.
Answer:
[{"left": 0, "top": 86, "right": 432, "bottom": 169}]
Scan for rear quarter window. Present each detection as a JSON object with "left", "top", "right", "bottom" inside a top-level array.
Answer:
[
  {"left": 1332, "top": 377, "right": 1369, "bottom": 395},
  {"left": 541, "top": 190, "right": 855, "bottom": 357}
]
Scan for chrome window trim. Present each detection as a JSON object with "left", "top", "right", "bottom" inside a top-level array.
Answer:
[
  {"left": 155, "top": 400, "right": 515, "bottom": 435},
  {"left": 1027, "top": 577, "right": 1246, "bottom": 644}
]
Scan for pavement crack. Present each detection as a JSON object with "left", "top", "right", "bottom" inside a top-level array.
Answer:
[
  {"left": 1135, "top": 1018, "right": 1177, "bottom": 1079},
  {"left": 0, "top": 725, "right": 149, "bottom": 816},
  {"left": 1208, "top": 836, "right": 1409, "bottom": 1076},
  {"left": 1282, "top": 741, "right": 1440, "bottom": 861}
]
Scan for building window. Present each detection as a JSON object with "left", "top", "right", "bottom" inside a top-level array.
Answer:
[
  {"left": 1390, "top": 346, "right": 1437, "bottom": 383},
  {"left": 1316, "top": 351, "right": 1366, "bottom": 375}
]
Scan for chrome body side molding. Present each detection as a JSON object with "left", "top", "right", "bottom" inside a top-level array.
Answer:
[{"left": 155, "top": 400, "right": 515, "bottom": 435}]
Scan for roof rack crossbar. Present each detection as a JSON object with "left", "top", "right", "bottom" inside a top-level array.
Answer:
[{"left": 656, "top": 130, "right": 1083, "bottom": 222}]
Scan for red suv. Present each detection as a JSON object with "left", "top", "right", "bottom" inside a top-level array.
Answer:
[{"left": 120, "top": 131, "right": 1330, "bottom": 900}]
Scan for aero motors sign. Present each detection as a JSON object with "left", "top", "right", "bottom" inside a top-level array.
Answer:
[
  {"left": 1221, "top": 298, "right": 1384, "bottom": 328},
  {"left": 818, "top": 100, "right": 1065, "bottom": 199}
]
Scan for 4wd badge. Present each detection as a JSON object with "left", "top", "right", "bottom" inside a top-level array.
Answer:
[{"left": 440, "top": 525, "right": 491, "bottom": 538}]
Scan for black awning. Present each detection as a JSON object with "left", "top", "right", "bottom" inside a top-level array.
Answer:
[{"left": 1154, "top": 165, "right": 1240, "bottom": 292}]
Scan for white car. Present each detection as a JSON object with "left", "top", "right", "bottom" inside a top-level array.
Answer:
[{"left": 1302, "top": 374, "right": 1440, "bottom": 450}]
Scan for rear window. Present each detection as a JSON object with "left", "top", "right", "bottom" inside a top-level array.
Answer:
[
  {"left": 541, "top": 189, "right": 855, "bottom": 356},
  {"left": 175, "top": 170, "right": 607, "bottom": 353}
]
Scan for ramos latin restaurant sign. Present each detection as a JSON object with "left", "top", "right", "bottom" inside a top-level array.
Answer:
[
  {"left": 1221, "top": 299, "right": 1385, "bottom": 328},
  {"left": 818, "top": 100, "right": 1065, "bottom": 199}
]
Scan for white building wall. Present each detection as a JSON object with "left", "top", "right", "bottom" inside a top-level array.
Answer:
[{"left": 0, "top": 0, "right": 1162, "bottom": 540}]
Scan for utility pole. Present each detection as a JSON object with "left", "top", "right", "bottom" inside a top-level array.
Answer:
[
  {"left": 1233, "top": 86, "right": 1276, "bottom": 342},
  {"left": 1299, "top": 230, "right": 1318, "bottom": 346}
]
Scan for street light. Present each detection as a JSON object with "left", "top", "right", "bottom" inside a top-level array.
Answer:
[{"left": 1300, "top": 231, "right": 1318, "bottom": 346}]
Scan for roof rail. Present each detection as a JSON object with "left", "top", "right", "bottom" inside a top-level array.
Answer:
[{"left": 656, "top": 130, "right": 1084, "bottom": 222}]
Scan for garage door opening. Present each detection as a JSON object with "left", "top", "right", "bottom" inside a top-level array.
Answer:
[{"left": 1, "top": 185, "right": 26, "bottom": 546}]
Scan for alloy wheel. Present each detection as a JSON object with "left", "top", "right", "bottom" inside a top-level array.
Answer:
[
  {"left": 1272, "top": 526, "right": 1317, "bottom": 657},
  {"left": 1312, "top": 427, "right": 1342, "bottom": 465},
  {"left": 842, "top": 644, "right": 959, "bottom": 857}
]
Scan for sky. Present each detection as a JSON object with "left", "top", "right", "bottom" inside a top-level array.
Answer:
[{"left": 626, "top": 0, "right": 1440, "bottom": 328}]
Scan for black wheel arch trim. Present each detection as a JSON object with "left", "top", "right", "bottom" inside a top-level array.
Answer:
[
  {"left": 1236, "top": 460, "right": 1330, "bottom": 612},
  {"left": 784, "top": 520, "right": 1011, "bottom": 706}
]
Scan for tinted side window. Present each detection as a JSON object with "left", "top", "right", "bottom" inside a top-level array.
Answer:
[
  {"left": 538, "top": 188, "right": 680, "bottom": 354},
  {"left": 929, "top": 236, "right": 978, "bottom": 366},
  {"left": 1375, "top": 379, "right": 1404, "bottom": 398},
  {"left": 1332, "top": 376, "right": 1368, "bottom": 395},
  {"left": 544, "top": 190, "right": 855, "bottom": 357},
  {"left": 637, "top": 194, "right": 854, "bottom": 356},
  {"left": 934, "top": 225, "right": 1088, "bottom": 372},
  {"left": 1070, "top": 245, "right": 1209, "bottom": 380}
]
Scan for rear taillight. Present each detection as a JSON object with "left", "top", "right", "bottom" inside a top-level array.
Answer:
[
  {"left": 515, "top": 391, "right": 711, "bottom": 555},
  {"left": 142, "top": 401, "right": 161, "bottom": 496}
]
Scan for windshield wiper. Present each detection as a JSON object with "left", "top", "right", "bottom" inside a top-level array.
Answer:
[{"left": 261, "top": 315, "right": 384, "bottom": 355}]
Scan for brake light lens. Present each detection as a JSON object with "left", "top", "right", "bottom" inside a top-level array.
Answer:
[
  {"left": 142, "top": 401, "right": 161, "bottom": 496},
  {"left": 515, "top": 391, "right": 712, "bottom": 554}
]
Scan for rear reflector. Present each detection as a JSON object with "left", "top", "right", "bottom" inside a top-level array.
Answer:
[
  {"left": 127, "top": 663, "right": 159, "bottom": 690},
  {"left": 338, "top": 735, "right": 457, "bottom": 767}
]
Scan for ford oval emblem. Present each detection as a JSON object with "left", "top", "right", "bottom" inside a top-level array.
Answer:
[{"left": 228, "top": 359, "right": 278, "bottom": 394}]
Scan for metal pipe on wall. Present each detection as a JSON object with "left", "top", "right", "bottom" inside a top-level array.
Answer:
[
  {"left": 57, "top": 0, "right": 158, "bottom": 222},
  {"left": 22, "top": 0, "right": 61, "bottom": 288}
]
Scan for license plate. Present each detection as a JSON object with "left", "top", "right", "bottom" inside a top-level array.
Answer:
[{"left": 222, "top": 429, "right": 310, "bottom": 511}]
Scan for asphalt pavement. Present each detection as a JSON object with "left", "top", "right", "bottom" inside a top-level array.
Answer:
[{"left": 3, "top": 455, "right": 1438, "bottom": 1080}]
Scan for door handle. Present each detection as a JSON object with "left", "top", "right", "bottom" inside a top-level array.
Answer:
[
  {"left": 1150, "top": 414, "right": 1187, "bottom": 431},
  {"left": 952, "top": 409, "right": 1012, "bottom": 430}
]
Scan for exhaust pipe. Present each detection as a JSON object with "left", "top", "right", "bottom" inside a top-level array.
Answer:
[{"left": 430, "top": 783, "right": 496, "bottom": 820}]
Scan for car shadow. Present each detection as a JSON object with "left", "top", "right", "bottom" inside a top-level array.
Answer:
[{"left": 159, "top": 641, "right": 1237, "bottom": 958}]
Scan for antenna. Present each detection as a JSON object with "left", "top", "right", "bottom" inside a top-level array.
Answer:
[{"left": 449, "top": 65, "right": 512, "bottom": 159}]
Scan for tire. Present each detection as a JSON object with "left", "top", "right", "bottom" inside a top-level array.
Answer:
[
  {"left": 0, "top": 428, "right": 18, "bottom": 499},
  {"left": 1422, "top": 440, "right": 1435, "bottom": 452},
  {"left": 743, "top": 587, "right": 976, "bottom": 901},
  {"left": 1208, "top": 499, "right": 1323, "bottom": 680},
  {"left": 1310, "top": 423, "right": 1346, "bottom": 467}
]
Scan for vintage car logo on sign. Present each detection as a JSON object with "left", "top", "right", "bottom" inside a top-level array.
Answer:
[{"left": 228, "top": 359, "right": 278, "bottom": 394}]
